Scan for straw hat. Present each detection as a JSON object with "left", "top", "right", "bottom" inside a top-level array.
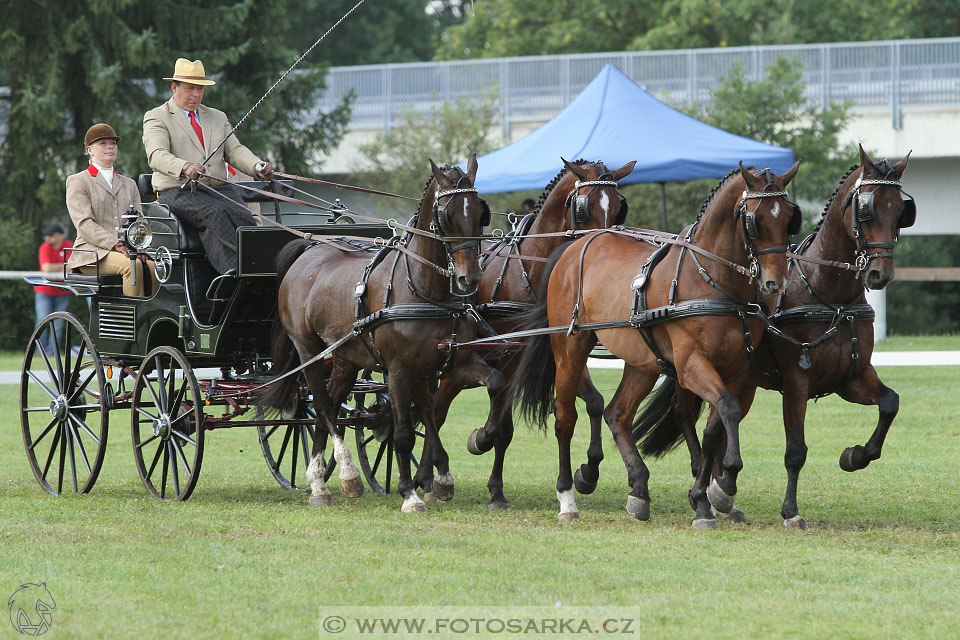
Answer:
[
  {"left": 163, "top": 58, "right": 216, "bottom": 86},
  {"left": 84, "top": 123, "right": 120, "bottom": 147}
]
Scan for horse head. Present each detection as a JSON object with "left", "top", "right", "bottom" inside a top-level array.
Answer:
[
  {"left": 559, "top": 158, "right": 636, "bottom": 230},
  {"left": 840, "top": 145, "right": 913, "bottom": 290},
  {"left": 429, "top": 153, "right": 489, "bottom": 294},
  {"left": 734, "top": 160, "right": 802, "bottom": 294}
]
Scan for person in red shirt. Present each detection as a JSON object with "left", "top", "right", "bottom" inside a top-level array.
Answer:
[{"left": 34, "top": 223, "right": 73, "bottom": 354}]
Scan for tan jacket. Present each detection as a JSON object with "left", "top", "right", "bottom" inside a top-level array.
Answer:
[
  {"left": 65, "top": 166, "right": 142, "bottom": 269},
  {"left": 142, "top": 97, "right": 262, "bottom": 192}
]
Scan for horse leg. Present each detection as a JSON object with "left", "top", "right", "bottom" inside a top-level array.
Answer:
[
  {"left": 486, "top": 403, "right": 514, "bottom": 510},
  {"left": 573, "top": 368, "right": 605, "bottom": 495},
  {"left": 326, "top": 359, "right": 364, "bottom": 498},
  {"left": 412, "top": 379, "right": 455, "bottom": 502},
  {"left": 702, "top": 382, "right": 756, "bottom": 524},
  {"left": 836, "top": 365, "right": 899, "bottom": 472},
  {"left": 551, "top": 334, "right": 592, "bottom": 523},
  {"left": 302, "top": 360, "right": 338, "bottom": 507},
  {"left": 603, "top": 365, "right": 657, "bottom": 520},
  {"left": 387, "top": 374, "right": 425, "bottom": 513},
  {"left": 777, "top": 372, "right": 811, "bottom": 529},
  {"left": 673, "top": 385, "right": 704, "bottom": 478}
]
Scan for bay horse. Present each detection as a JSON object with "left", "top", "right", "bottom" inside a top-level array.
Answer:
[
  {"left": 424, "top": 158, "right": 637, "bottom": 509},
  {"left": 635, "top": 145, "right": 913, "bottom": 529},
  {"left": 513, "top": 161, "right": 801, "bottom": 526},
  {"left": 260, "top": 156, "right": 501, "bottom": 512}
]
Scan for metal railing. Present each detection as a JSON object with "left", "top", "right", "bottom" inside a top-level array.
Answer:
[{"left": 319, "top": 37, "right": 960, "bottom": 134}]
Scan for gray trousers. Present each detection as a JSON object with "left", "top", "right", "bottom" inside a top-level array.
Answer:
[{"left": 159, "top": 184, "right": 256, "bottom": 274}]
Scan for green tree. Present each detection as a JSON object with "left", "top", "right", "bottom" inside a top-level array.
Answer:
[{"left": 350, "top": 94, "right": 499, "bottom": 212}]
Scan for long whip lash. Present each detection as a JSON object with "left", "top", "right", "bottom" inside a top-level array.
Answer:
[{"left": 202, "top": 0, "right": 368, "bottom": 165}]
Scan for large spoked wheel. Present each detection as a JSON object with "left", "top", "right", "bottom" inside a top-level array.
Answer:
[
  {"left": 131, "top": 346, "right": 204, "bottom": 501},
  {"left": 20, "top": 312, "right": 109, "bottom": 495},
  {"left": 351, "top": 370, "right": 423, "bottom": 494},
  {"left": 256, "top": 394, "right": 328, "bottom": 491}
]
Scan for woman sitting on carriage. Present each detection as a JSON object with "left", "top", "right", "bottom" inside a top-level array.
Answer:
[{"left": 66, "top": 123, "right": 159, "bottom": 297}]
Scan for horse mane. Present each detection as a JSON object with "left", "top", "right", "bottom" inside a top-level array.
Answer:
[
  {"left": 532, "top": 159, "right": 600, "bottom": 215},
  {"left": 414, "top": 164, "right": 467, "bottom": 217},
  {"left": 811, "top": 164, "right": 860, "bottom": 237},
  {"left": 694, "top": 166, "right": 745, "bottom": 223}
]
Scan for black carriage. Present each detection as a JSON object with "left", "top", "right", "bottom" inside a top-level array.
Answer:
[{"left": 20, "top": 177, "right": 417, "bottom": 500}]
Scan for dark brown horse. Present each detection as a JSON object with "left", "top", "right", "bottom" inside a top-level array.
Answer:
[
  {"left": 260, "top": 156, "right": 500, "bottom": 512},
  {"left": 425, "top": 159, "right": 636, "bottom": 508},
  {"left": 513, "top": 162, "right": 801, "bottom": 526},
  {"left": 635, "top": 146, "right": 913, "bottom": 529}
]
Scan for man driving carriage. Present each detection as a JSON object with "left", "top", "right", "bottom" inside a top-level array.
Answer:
[{"left": 142, "top": 58, "right": 275, "bottom": 274}]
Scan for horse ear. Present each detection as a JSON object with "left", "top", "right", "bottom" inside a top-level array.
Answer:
[
  {"left": 893, "top": 149, "right": 912, "bottom": 178},
  {"left": 739, "top": 161, "right": 761, "bottom": 190},
  {"left": 611, "top": 160, "right": 637, "bottom": 181},
  {"left": 429, "top": 159, "right": 447, "bottom": 186},
  {"left": 778, "top": 160, "right": 801, "bottom": 187},
  {"left": 561, "top": 157, "right": 589, "bottom": 181},
  {"left": 466, "top": 153, "right": 478, "bottom": 183},
  {"left": 859, "top": 144, "right": 878, "bottom": 178}
]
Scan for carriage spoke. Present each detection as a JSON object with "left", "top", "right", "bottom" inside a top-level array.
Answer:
[
  {"left": 135, "top": 406, "right": 160, "bottom": 423},
  {"left": 65, "top": 341, "right": 87, "bottom": 399},
  {"left": 66, "top": 421, "right": 79, "bottom": 491},
  {"left": 263, "top": 424, "right": 281, "bottom": 440},
  {"left": 154, "top": 357, "right": 169, "bottom": 409},
  {"left": 146, "top": 440, "right": 164, "bottom": 483},
  {"left": 35, "top": 342, "right": 60, "bottom": 393},
  {"left": 169, "top": 411, "right": 194, "bottom": 427},
  {"left": 167, "top": 366, "right": 178, "bottom": 415},
  {"left": 29, "top": 417, "right": 59, "bottom": 451},
  {"left": 290, "top": 426, "right": 299, "bottom": 487},
  {"left": 41, "top": 424, "right": 63, "bottom": 482},
  {"left": 71, "top": 413, "right": 101, "bottom": 444},
  {"left": 160, "top": 441, "right": 170, "bottom": 499},
  {"left": 370, "top": 439, "right": 387, "bottom": 476},
  {"left": 136, "top": 433, "right": 160, "bottom": 450},
  {"left": 171, "top": 378, "right": 189, "bottom": 417},
  {"left": 171, "top": 437, "right": 192, "bottom": 476},
  {"left": 57, "top": 423, "right": 67, "bottom": 494},
  {"left": 68, "top": 368, "right": 97, "bottom": 404},
  {"left": 62, "top": 324, "right": 72, "bottom": 387},
  {"left": 360, "top": 433, "right": 376, "bottom": 447},
  {"left": 273, "top": 426, "right": 293, "bottom": 472},
  {"left": 169, "top": 441, "right": 181, "bottom": 497},
  {"left": 299, "top": 426, "right": 311, "bottom": 472},
  {"left": 27, "top": 371, "right": 60, "bottom": 402},
  {"left": 142, "top": 372, "right": 163, "bottom": 411},
  {"left": 170, "top": 429, "right": 197, "bottom": 447},
  {"left": 385, "top": 441, "right": 393, "bottom": 493},
  {"left": 68, "top": 417, "right": 93, "bottom": 474}
]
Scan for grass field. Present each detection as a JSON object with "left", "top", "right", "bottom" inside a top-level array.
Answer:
[{"left": 2, "top": 366, "right": 959, "bottom": 639}]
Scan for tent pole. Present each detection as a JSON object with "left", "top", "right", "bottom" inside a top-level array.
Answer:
[{"left": 659, "top": 182, "right": 668, "bottom": 230}]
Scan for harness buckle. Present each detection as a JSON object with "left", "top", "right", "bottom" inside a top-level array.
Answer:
[{"left": 855, "top": 253, "right": 869, "bottom": 271}]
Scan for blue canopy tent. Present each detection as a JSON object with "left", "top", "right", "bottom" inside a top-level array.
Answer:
[{"left": 471, "top": 63, "right": 795, "bottom": 226}]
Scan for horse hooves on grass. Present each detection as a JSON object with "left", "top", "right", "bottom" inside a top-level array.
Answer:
[
  {"left": 401, "top": 495, "right": 427, "bottom": 513},
  {"left": 692, "top": 517, "right": 718, "bottom": 530},
  {"left": 557, "top": 511, "right": 579, "bottom": 523},
  {"left": 466, "top": 429, "right": 491, "bottom": 456},
  {"left": 422, "top": 492, "right": 436, "bottom": 503},
  {"left": 706, "top": 479, "right": 735, "bottom": 514},
  {"left": 839, "top": 446, "right": 866, "bottom": 472},
  {"left": 432, "top": 473, "right": 455, "bottom": 502},
  {"left": 626, "top": 495, "right": 650, "bottom": 521},
  {"left": 487, "top": 499, "right": 509, "bottom": 511},
  {"left": 309, "top": 493, "right": 333, "bottom": 507},
  {"left": 723, "top": 507, "right": 747, "bottom": 524},
  {"left": 340, "top": 474, "right": 365, "bottom": 498},
  {"left": 573, "top": 468, "right": 598, "bottom": 495},
  {"left": 783, "top": 515, "right": 809, "bottom": 530}
]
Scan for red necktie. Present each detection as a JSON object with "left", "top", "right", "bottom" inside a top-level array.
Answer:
[{"left": 189, "top": 111, "right": 204, "bottom": 147}]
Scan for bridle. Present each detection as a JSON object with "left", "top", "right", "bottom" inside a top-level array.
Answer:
[
  {"left": 429, "top": 176, "right": 487, "bottom": 296},
  {"left": 736, "top": 175, "right": 801, "bottom": 280},
  {"left": 841, "top": 170, "right": 916, "bottom": 272},
  {"left": 564, "top": 171, "right": 628, "bottom": 230}
]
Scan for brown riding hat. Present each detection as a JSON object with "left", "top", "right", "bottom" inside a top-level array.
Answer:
[
  {"left": 163, "top": 58, "right": 216, "bottom": 86},
  {"left": 84, "top": 123, "right": 120, "bottom": 147}
]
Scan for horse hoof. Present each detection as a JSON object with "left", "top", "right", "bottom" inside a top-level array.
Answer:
[
  {"left": 558, "top": 511, "right": 579, "bottom": 523},
  {"left": 432, "top": 472, "right": 455, "bottom": 502},
  {"left": 340, "top": 474, "right": 365, "bottom": 498},
  {"left": 839, "top": 446, "right": 866, "bottom": 472},
  {"left": 706, "top": 479, "right": 735, "bottom": 514},
  {"left": 573, "top": 468, "right": 598, "bottom": 495},
  {"left": 692, "top": 517, "right": 718, "bottom": 530},
  {"left": 783, "top": 515, "right": 809, "bottom": 530},
  {"left": 723, "top": 507, "right": 747, "bottom": 524},
  {"left": 487, "top": 499, "right": 509, "bottom": 511},
  {"left": 401, "top": 495, "right": 427, "bottom": 513},
  {"left": 625, "top": 495, "right": 650, "bottom": 521},
  {"left": 466, "top": 429, "right": 491, "bottom": 455},
  {"left": 422, "top": 492, "right": 436, "bottom": 503},
  {"left": 309, "top": 493, "right": 333, "bottom": 507}
]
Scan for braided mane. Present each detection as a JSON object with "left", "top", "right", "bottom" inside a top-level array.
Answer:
[
  {"left": 414, "top": 164, "right": 466, "bottom": 216},
  {"left": 811, "top": 164, "right": 860, "bottom": 237},
  {"left": 533, "top": 159, "right": 596, "bottom": 215},
  {"left": 695, "top": 166, "right": 744, "bottom": 223}
]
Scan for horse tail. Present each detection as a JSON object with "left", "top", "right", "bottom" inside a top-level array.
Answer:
[
  {"left": 510, "top": 244, "right": 570, "bottom": 431},
  {"left": 258, "top": 239, "right": 312, "bottom": 413},
  {"left": 632, "top": 378, "right": 705, "bottom": 458}
]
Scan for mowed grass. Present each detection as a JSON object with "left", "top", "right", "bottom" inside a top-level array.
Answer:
[{"left": 1, "top": 366, "right": 959, "bottom": 639}]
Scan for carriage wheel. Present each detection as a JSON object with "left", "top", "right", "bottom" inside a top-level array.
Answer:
[
  {"left": 256, "top": 395, "right": 333, "bottom": 491},
  {"left": 131, "top": 346, "right": 204, "bottom": 501},
  {"left": 20, "top": 312, "right": 109, "bottom": 495},
  {"left": 351, "top": 370, "right": 423, "bottom": 494}
]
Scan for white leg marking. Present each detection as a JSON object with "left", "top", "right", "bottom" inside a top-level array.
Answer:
[
  {"left": 401, "top": 491, "right": 426, "bottom": 513},
  {"left": 333, "top": 435, "right": 360, "bottom": 482},
  {"left": 557, "top": 488, "right": 579, "bottom": 515},
  {"left": 306, "top": 453, "right": 329, "bottom": 496}
]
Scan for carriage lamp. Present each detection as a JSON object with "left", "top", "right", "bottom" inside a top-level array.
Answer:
[{"left": 118, "top": 206, "right": 154, "bottom": 250}]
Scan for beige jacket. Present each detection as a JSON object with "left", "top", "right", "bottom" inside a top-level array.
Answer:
[
  {"left": 142, "top": 97, "right": 262, "bottom": 192},
  {"left": 65, "top": 166, "right": 142, "bottom": 269}
]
